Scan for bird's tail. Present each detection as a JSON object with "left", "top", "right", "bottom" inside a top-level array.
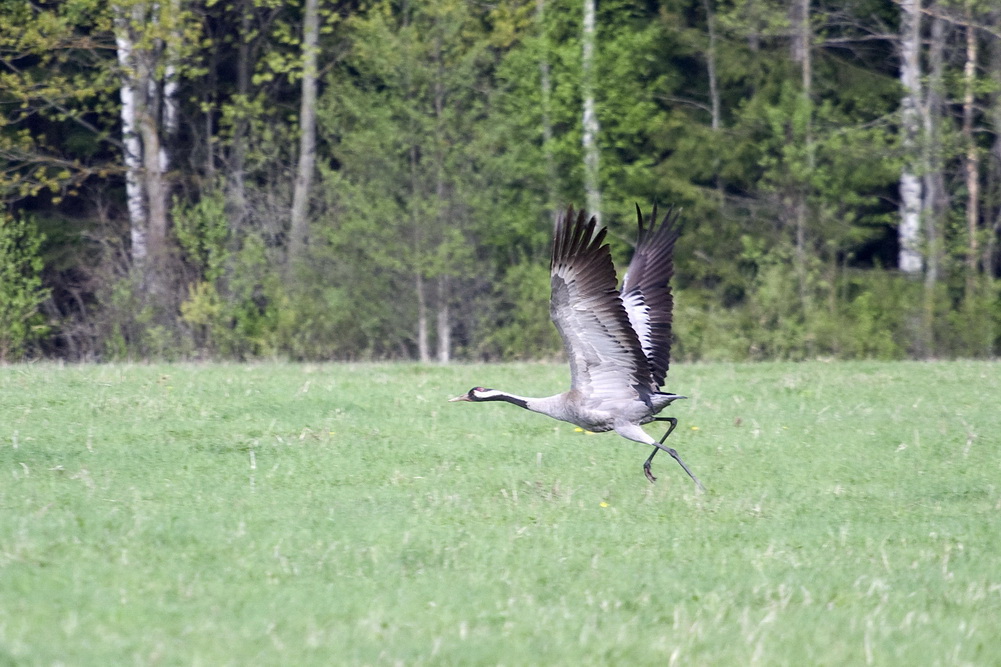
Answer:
[{"left": 654, "top": 392, "right": 686, "bottom": 407}]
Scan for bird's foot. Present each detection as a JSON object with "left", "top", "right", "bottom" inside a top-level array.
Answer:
[{"left": 643, "top": 462, "right": 657, "bottom": 483}]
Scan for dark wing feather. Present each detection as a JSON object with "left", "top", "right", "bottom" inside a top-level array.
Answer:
[
  {"left": 621, "top": 204, "right": 680, "bottom": 388},
  {"left": 550, "top": 205, "right": 652, "bottom": 400}
]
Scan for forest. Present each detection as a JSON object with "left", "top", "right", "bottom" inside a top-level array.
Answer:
[{"left": 1, "top": 0, "right": 1000, "bottom": 363}]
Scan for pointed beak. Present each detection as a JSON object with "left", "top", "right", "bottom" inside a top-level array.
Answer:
[{"left": 448, "top": 394, "right": 471, "bottom": 402}]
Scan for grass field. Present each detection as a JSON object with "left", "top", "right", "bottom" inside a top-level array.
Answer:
[{"left": 1, "top": 360, "right": 999, "bottom": 665}]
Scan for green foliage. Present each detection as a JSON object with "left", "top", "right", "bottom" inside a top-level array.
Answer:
[
  {"left": 0, "top": 0, "right": 205, "bottom": 203},
  {"left": 2, "top": 0, "right": 1000, "bottom": 362},
  {"left": 100, "top": 273, "right": 182, "bottom": 361},
  {"left": 173, "top": 189, "right": 275, "bottom": 358},
  {"left": 830, "top": 278, "right": 911, "bottom": 359},
  {"left": 178, "top": 234, "right": 291, "bottom": 359},
  {"left": 1, "top": 361, "right": 999, "bottom": 662},
  {"left": 944, "top": 281, "right": 1001, "bottom": 358},
  {"left": 0, "top": 213, "right": 49, "bottom": 360},
  {"left": 675, "top": 243, "right": 977, "bottom": 362},
  {"left": 314, "top": 0, "right": 515, "bottom": 356},
  {"left": 174, "top": 190, "right": 230, "bottom": 283},
  {"left": 477, "top": 259, "right": 562, "bottom": 360}
]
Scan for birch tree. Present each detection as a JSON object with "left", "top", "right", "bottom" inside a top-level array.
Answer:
[
  {"left": 898, "top": 0, "right": 924, "bottom": 275},
  {"left": 288, "top": 0, "right": 320, "bottom": 267},
  {"left": 581, "top": 0, "right": 601, "bottom": 222},
  {"left": 115, "top": 11, "right": 148, "bottom": 264},
  {"left": 788, "top": 0, "right": 813, "bottom": 304},
  {"left": 962, "top": 4, "right": 979, "bottom": 297},
  {"left": 987, "top": 9, "right": 1001, "bottom": 277},
  {"left": 113, "top": 0, "right": 188, "bottom": 295},
  {"left": 922, "top": 11, "right": 948, "bottom": 291}
]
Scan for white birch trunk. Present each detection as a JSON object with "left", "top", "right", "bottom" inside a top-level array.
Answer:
[
  {"left": 963, "top": 11, "right": 979, "bottom": 287},
  {"left": 581, "top": 0, "right": 601, "bottom": 223},
  {"left": 436, "top": 277, "right": 450, "bottom": 364},
  {"left": 987, "top": 11, "right": 1001, "bottom": 276},
  {"left": 898, "top": 0, "right": 923, "bottom": 275},
  {"left": 114, "top": 1, "right": 174, "bottom": 299},
  {"left": 288, "top": 0, "right": 320, "bottom": 265},
  {"left": 115, "top": 11, "right": 148, "bottom": 265},
  {"left": 160, "top": 0, "right": 181, "bottom": 174},
  {"left": 416, "top": 272, "right": 430, "bottom": 362}
]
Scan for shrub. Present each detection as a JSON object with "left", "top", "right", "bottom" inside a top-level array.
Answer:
[{"left": 0, "top": 214, "right": 50, "bottom": 361}]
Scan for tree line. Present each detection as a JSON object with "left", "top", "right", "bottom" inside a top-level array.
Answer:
[{"left": 1, "top": 0, "right": 999, "bottom": 363}]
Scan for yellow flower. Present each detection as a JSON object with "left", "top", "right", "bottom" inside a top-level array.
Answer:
[
  {"left": 690, "top": 426, "right": 700, "bottom": 431},
  {"left": 599, "top": 501, "right": 609, "bottom": 508}
]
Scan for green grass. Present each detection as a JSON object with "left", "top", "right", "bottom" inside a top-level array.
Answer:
[{"left": 1, "top": 361, "right": 999, "bottom": 665}]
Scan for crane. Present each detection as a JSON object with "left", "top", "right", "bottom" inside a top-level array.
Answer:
[{"left": 450, "top": 204, "right": 704, "bottom": 491}]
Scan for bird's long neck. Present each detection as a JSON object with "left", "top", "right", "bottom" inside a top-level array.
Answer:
[
  {"left": 478, "top": 390, "right": 567, "bottom": 420},
  {"left": 475, "top": 390, "right": 530, "bottom": 410}
]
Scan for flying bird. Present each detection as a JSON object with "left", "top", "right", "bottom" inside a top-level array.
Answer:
[{"left": 450, "top": 204, "right": 704, "bottom": 491}]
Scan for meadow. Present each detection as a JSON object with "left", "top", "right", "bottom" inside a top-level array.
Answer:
[{"left": 1, "top": 360, "right": 998, "bottom": 665}]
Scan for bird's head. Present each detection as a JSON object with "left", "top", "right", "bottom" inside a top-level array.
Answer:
[{"left": 448, "top": 387, "right": 497, "bottom": 402}]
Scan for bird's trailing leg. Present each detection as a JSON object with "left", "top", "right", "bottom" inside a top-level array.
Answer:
[
  {"left": 642, "top": 417, "right": 676, "bottom": 482},
  {"left": 643, "top": 418, "right": 705, "bottom": 492}
]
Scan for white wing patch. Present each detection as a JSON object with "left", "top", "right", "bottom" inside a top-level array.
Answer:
[{"left": 622, "top": 290, "right": 654, "bottom": 361}]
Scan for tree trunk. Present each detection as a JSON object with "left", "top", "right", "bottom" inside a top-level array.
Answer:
[
  {"left": 115, "top": 8, "right": 148, "bottom": 266},
  {"left": 436, "top": 277, "right": 451, "bottom": 364},
  {"left": 962, "top": 7, "right": 979, "bottom": 298},
  {"left": 704, "top": 0, "right": 721, "bottom": 133},
  {"left": 897, "top": 0, "right": 923, "bottom": 276},
  {"left": 921, "top": 10, "right": 949, "bottom": 356},
  {"left": 789, "top": 0, "right": 809, "bottom": 82},
  {"left": 703, "top": 0, "right": 726, "bottom": 208},
  {"left": 923, "top": 12, "right": 947, "bottom": 288},
  {"left": 987, "top": 10, "right": 1001, "bottom": 277},
  {"left": 747, "top": 0, "right": 760, "bottom": 52},
  {"left": 537, "top": 0, "right": 558, "bottom": 222},
  {"left": 139, "top": 112, "right": 169, "bottom": 276},
  {"left": 160, "top": 0, "right": 180, "bottom": 173},
  {"left": 288, "top": 0, "right": 320, "bottom": 266},
  {"left": 204, "top": 36, "right": 218, "bottom": 182},
  {"left": 431, "top": 33, "right": 451, "bottom": 364},
  {"left": 789, "top": 0, "right": 813, "bottom": 311},
  {"left": 227, "top": 1, "right": 254, "bottom": 230},
  {"left": 581, "top": 0, "right": 601, "bottom": 222},
  {"left": 416, "top": 272, "right": 430, "bottom": 362},
  {"left": 115, "top": 2, "right": 170, "bottom": 298}
]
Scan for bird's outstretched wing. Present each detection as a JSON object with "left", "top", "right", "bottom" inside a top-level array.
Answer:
[
  {"left": 621, "top": 204, "right": 680, "bottom": 389},
  {"left": 550, "top": 205, "right": 652, "bottom": 400}
]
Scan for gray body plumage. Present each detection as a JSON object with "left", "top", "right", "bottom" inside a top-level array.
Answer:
[{"left": 451, "top": 204, "right": 703, "bottom": 490}]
